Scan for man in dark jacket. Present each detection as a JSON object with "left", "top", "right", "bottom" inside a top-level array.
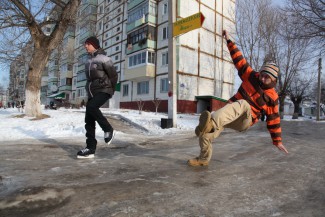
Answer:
[{"left": 77, "top": 36, "right": 118, "bottom": 159}]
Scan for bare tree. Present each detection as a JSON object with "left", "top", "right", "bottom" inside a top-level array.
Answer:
[
  {"left": 0, "top": 84, "right": 5, "bottom": 95},
  {"left": 136, "top": 99, "right": 145, "bottom": 114},
  {"left": 285, "top": 0, "right": 325, "bottom": 53},
  {"left": 152, "top": 98, "right": 161, "bottom": 115},
  {"left": 276, "top": 12, "right": 314, "bottom": 118},
  {"left": 235, "top": 0, "right": 277, "bottom": 69},
  {"left": 235, "top": 0, "right": 315, "bottom": 119},
  {"left": 0, "top": 0, "right": 81, "bottom": 117},
  {"left": 288, "top": 71, "right": 316, "bottom": 119}
]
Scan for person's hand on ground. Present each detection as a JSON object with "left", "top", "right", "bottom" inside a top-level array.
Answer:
[{"left": 277, "top": 144, "right": 289, "bottom": 154}]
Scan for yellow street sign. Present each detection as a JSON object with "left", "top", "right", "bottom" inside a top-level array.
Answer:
[{"left": 173, "top": 12, "right": 205, "bottom": 37}]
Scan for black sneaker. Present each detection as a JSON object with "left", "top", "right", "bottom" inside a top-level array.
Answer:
[
  {"left": 104, "top": 130, "right": 115, "bottom": 145},
  {"left": 77, "top": 148, "right": 95, "bottom": 159}
]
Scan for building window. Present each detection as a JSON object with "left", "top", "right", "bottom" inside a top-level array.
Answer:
[
  {"left": 162, "top": 26, "right": 168, "bottom": 40},
  {"left": 149, "top": 2, "right": 157, "bottom": 15},
  {"left": 129, "top": 51, "right": 146, "bottom": 67},
  {"left": 115, "top": 46, "right": 119, "bottom": 51},
  {"left": 128, "top": 51, "right": 155, "bottom": 67},
  {"left": 163, "top": 3, "right": 168, "bottom": 15},
  {"left": 148, "top": 51, "right": 155, "bottom": 64},
  {"left": 162, "top": 52, "right": 168, "bottom": 66},
  {"left": 117, "top": 17, "right": 120, "bottom": 22},
  {"left": 128, "top": 3, "right": 149, "bottom": 23},
  {"left": 77, "top": 88, "right": 86, "bottom": 97},
  {"left": 77, "top": 71, "right": 87, "bottom": 82},
  {"left": 115, "top": 55, "right": 118, "bottom": 61},
  {"left": 127, "top": 25, "right": 156, "bottom": 45},
  {"left": 99, "top": 5, "right": 103, "bottom": 14},
  {"left": 116, "top": 36, "right": 120, "bottom": 41},
  {"left": 160, "top": 78, "right": 168, "bottom": 93},
  {"left": 122, "top": 84, "right": 129, "bottom": 96},
  {"left": 61, "top": 78, "right": 72, "bottom": 86},
  {"left": 137, "top": 81, "right": 149, "bottom": 95},
  {"left": 97, "top": 21, "right": 102, "bottom": 31}
]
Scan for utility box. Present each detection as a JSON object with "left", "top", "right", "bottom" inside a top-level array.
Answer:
[{"left": 161, "top": 118, "right": 173, "bottom": 129}]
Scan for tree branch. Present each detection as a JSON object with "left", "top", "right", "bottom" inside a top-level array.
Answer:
[{"left": 49, "top": 0, "right": 66, "bottom": 9}]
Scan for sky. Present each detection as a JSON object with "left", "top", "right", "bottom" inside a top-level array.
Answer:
[{"left": 0, "top": 106, "right": 316, "bottom": 143}]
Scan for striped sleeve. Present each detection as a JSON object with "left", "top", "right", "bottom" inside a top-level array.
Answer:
[
  {"left": 227, "top": 40, "right": 254, "bottom": 81},
  {"left": 265, "top": 95, "right": 282, "bottom": 145}
]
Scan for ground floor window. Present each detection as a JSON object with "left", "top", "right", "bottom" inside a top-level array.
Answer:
[
  {"left": 160, "top": 78, "right": 168, "bottom": 93},
  {"left": 137, "top": 81, "right": 149, "bottom": 95},
  {"left": 77, "top": 88, "right": 86, "bottom": 97},
  {"left": 123, "top": 84, "right": 129, "bottom": 96}
]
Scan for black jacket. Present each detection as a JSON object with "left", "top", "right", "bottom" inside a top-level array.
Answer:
[{"left": 85, "top": 49, "right": 118, "bottom": 98}]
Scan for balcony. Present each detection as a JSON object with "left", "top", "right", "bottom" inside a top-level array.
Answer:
[
  {"left": 59, "top": 85, "right": 72, "bottom": 91},
  {"left": 124, "top": 64, "right": 155, "bottom": 80},
  {"left": 126, "top": 39, "right": 156, "bottom": 55},
  {"left": 128, "top": 0, "right": 146, "bottom": 10}
]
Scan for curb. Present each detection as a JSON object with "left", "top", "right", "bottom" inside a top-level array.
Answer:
[{"left": 104, "top": 113, "right": 150, "bottom": 133}]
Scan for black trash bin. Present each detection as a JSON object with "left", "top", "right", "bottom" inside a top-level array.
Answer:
[{"left": 161, "top": 118, "right": 173, "bottom": 129}]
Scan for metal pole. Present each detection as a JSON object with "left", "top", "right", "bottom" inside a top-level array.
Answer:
[
  {"left": 316, "top": 57, "right": 322, "bottom": 121},
  {"left": 168, "top": 0, "right": 177, "bottom": 127}
]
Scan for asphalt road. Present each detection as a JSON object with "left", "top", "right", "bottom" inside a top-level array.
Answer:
[{"left": 0, "top": 117, "right": 324, "bottom": 217}]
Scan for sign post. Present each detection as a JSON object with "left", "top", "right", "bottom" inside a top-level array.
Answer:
[
  {"left": 168, "top": 0, "right": 177, "bottom": 127},
  {"left": 168, "top": 7, "right": 205, "bottom": 128}
]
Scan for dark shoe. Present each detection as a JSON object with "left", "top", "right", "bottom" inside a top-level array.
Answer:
[
  {"left": 187, "top": 157, "right": 209, "bottom": 166},
  {"left": 77, "top": 148, "right": 95, "bottom": 159},
  {"left": 195, "top": 111, "right": 213, "bottom": 137},
  {"left": 104, "top": 130, "right": 115, "bottom": 145}
]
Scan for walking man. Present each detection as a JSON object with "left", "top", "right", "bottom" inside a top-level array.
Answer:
[
  {"left": 77, "top": 36, "right": 118, "bottom": 159},
  {"left": 188, "top": 30, "right": 288, "bottom": 166}
]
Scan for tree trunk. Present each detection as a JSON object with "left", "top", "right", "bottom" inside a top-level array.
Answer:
[
  {"left": 279, "top": 94, "right": 286, "bottom": 119},
  {"left": 25, "top": 48, "right": 50, "bottom": 117},
  {"left": 292, "top": 100, "right": 301, "bottom": 119}
]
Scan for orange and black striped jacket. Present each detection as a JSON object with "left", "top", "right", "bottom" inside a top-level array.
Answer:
[{"left": 227, "top": 40, "right": 282, "bottom": 146}]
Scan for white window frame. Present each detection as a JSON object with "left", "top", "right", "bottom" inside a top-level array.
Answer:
[
  {"left": 122, "top": 84, "right": 129, "bottom": 96},
  {"left": 160, "top": 78, "right": 168, "bottom": 93},
  {"left": 163, "top": 3, "right": 168, "bottom": 15},
  {"left": 162, "top": 52, "right": 168, "bottom": 66},
  {"left": 137, "top": 81, "right": 149, "bottom": 95},
  {"left": 162, "top": 26, "right": 168, "bottom": 40}
]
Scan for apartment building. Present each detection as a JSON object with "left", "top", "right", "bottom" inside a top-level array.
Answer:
[
  {"left": 72, "top": 0, "right": 99, "bottom": 106},
  {"left": 8, "top": 42, "right": 33, "bottom": 106},
  {"left": 112, "top": 0, "right": 235, "bottom": 113},
  {"left": 96, "top": 0, "right": 127, "bottom": 108}
]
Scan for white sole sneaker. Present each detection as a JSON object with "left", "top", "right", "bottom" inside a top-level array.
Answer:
[
  {"left": 105, "top": 130, "right": 116, "bottom": 145},
  {"left": 77, "top": 154, "right": 94, "bottom": 159}
]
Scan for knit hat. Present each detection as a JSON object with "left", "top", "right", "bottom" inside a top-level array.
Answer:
[
  {"left": 85, "top": 36, "right": 100, "bottom": 49},
  {"left": 260, "top": 62, "right": 279, "bottom": 80}
]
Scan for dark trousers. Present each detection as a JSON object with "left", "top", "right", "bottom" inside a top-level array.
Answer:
[{"left": 85, "top": 92, "right": 113, "bottom": 150}]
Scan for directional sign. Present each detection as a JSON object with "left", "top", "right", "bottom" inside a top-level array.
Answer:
[{"left": 173, "top": 12, "right": 205, "bottom": 37}]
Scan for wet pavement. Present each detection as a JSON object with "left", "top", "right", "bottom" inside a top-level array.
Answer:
[{"left": 0, "top": 117, "right": 324, "bottom": 217}]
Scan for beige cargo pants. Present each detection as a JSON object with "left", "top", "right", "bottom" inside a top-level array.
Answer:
[{"left": 199, "top": 100, "right": 252, "bottom": 161}]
